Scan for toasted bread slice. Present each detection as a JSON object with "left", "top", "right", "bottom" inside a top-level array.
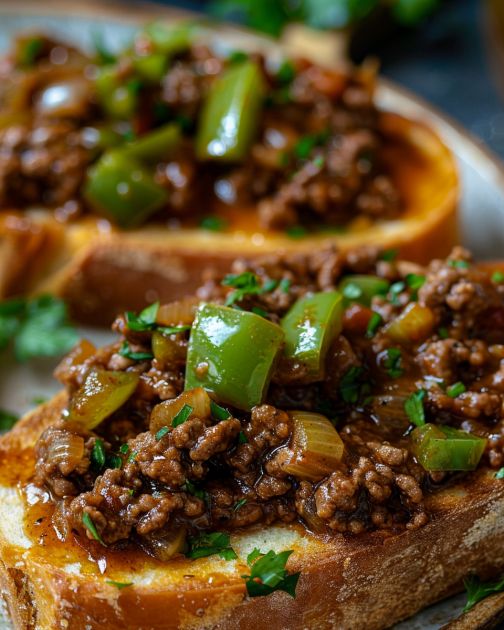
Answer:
[
  {"left": 0, "top": 111, "right": 458, "bottom": 325},
  {"left": 0, "top": 394, "right": 503, "bottom": 630}
]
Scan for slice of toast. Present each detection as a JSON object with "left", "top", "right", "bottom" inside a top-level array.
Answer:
[{"left": 0, "top": 394, "right": 503, "bottom": 630}]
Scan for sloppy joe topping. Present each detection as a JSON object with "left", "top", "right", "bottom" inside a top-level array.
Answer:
[
  {"left": 0, "top": 26, "right": 401, "bottom": 231},
  {"left": 32, "top": 246, "right": 504, "bottom": 557}
]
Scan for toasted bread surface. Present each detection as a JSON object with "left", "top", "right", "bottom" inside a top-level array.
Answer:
[
  {"left": 0, "top": 112, "right": 458, "bottom": 325},
  {"left": 0, "top": 395, "right": 503, "bottom": 630}
]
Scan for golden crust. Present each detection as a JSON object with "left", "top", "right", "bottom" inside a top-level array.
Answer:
[
  {"left": 0, "top": 112, "right": 459, "bottom": 325},
  {"left": 0, "top": 395, "right": 504, "bottom": 630}
]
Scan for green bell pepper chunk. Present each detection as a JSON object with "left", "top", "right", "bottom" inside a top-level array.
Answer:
[
  {"left": 196, "top": 60, "right": 265, "bottom": 162},
  {"left": 95, "top": 67, "right": 140, "bottom": 119},
  {"left": 142, "top": 22, "right": 194, "bottom": 55},
  {"left": 339, "top": 275, "right": 390, "bottom": 306},
  {"left": 84, "top": 151, "right": 168, "bottom": 228},
  {"left": 185, "top": 304, "right": 284, "bottom": 410},
  {"left": 121, "top": 123, "right": 181, "bottom": 162},
  {"left": 281, "top": 291, "right": 344, "bottom": 381},
  {"left": 133, "top": 53, "right": 168, "bottom": 83},
  {"left": 411, "top": 423, "right": 487, "bottom": 471}
]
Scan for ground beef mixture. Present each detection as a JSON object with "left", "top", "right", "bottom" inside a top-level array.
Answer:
[
  {"left": 32, "top": 246, "right": 504, "bottom": 556},
  {"left": 0, "top": 29, "right": 400, "bottom": 230}
]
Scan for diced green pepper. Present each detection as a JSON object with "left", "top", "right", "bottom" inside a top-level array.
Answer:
[
  {"left": 185, "top": 304, "right": 284, "bottom": 410},
  {"left": 121, "top": 124, "right": 181, "bottom": 162},
  {"left": 84, "top": 151, "right": 168, "bottom": 228},
  {"left": 142, "top": 22, "right": 194, "bottom": 55},
  {"left": 68, "top": 368, "right": 139, "bottom": 430},
  {"left": 339, "top": 275, "right": 390, "bottom": 306},
  {"left": 95, "top": 67, "right": 140, "bottom": 119},
  {"left": 196, "top": 60, "right": 265, "bottom": 162},
  {"left": 411, "top": 423, "right": 487, "bottom": 471},
  {"left": 133, "top": 53, "right": 168, "bottom": 83},
  {"left": 281, "top": 291, "right": 343, "bottom": 381}
]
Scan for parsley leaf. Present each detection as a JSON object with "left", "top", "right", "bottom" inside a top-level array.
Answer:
[
  {"left": 119, "top": 341, "right": 153, "bottom": 361},
  {"left": 210, "top": 400, "right": 232, "bottom": 421},
  {"left": 186, "top": 531, "right": 237, "bottom": 560},
  {"left": 125, "top": 302, "right": 159, "bottom": 332},
  {"left": 339, "top": 366, "right": 364, "bottom": 403},
  {"left": 91, "top": 439, "right": 106, "bottom": 470},
  {"left": 366, "top": 311, "right": 382, "bottom": 338},
  {"left": 492, "top": 271, "right": 504, "bottom": 284},
  {"left": 82, "top": 512, "right": 106, "bottom": 546},
  {"left": 172, "top": 404, "right": 193, "bottom": 428},
  {"left": 446, "top": 381, "right": 466, "bottom": 398},
  {"left": 383, "top": 348, "right": 403, "bottom": 378},
  {"left": 0, "top": 409, "right": 18, "bottom": 431},
  {"left": 222, "top": 272, "right": 278, "bottom": 307},
  {"left": 448, "top": 259, "right": 470, "bottom": 269},
  {"left": 463, "top": 574, "right": 504, "bottom": 612},
  {"left": 242, "top": 549, "right": 300, "bottom": 598},
  {"left": 279, "top": 278, "right": 291, "bottom": 293},
  {"left": 182, "top": 479, "right": 208, "bottom": 501},
  {"left": 0, "top": 295, "right": 78, "bottom": 362},
  {"left": 404, "top": 390, "right": 426, "bottom": 427}
]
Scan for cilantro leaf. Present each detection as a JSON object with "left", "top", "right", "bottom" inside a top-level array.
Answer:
[
  {"left": 339, "top": 366, "right": 364, "bottom": 403},
  {"left": 0, "top": 409, "right": 18, "bottom": 431},
  {"left": 119, "top": 341, "right": 153, "bottom": 361},
  {"left": 242, "top": 549, "right": 300, "bottom": 598},
  {"left": 186, "top": 531, "right": 237, "bottom": 560},
  {"left": 383, "top": 348, "right": 403, "bottom": 378},
  {"left": 463, "top": 574, "right": 504, "bottom": 612},
  {"left": 181, "top": 479, "right": 208, "bottom": 502},
  {"left": 446, "top": 381, "right": 466, "bottom": 398},
  {"left": 404, "top": 390, "right": 426, "bottom": 427},
  {"left": 125, "top": 302, "right": 159, "bottom": 332}
]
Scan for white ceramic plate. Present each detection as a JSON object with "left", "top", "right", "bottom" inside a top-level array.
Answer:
[{"left": 0, "top": 3, "right": 503, "bottom": 628}]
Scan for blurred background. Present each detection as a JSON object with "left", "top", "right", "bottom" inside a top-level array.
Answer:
[{"left": 156, "top": 0, "right": 504, "bottom": 158}]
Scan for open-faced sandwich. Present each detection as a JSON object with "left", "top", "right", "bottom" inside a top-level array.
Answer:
[
  {"left": 1, "top": 245, "right": 503, "bottom": 629},
  {"left": 0, "top": 21, "right": 458, "bottom": 323}
]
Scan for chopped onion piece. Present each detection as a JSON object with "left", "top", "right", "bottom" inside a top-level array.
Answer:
[
  {"left": 141, "top": 526, "right": 186, "bottom": 561},
  {"left": 157, "top": 297, "right": 200, "bottom": 326},
  {"left": 282, "top": 411, "right": 344, "bottom": 481},
  {"left": 150, "top": 387, "right": 211, "bottom": 433},
  {"left": 47, "top": 429, "right": 85, "bottom": 475},
  {"left": 384, "top": 303, "right": 435, "bottom": 344}
]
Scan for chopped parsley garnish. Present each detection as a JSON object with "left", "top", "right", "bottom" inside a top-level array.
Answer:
[
  {"left": 463, "top": 574, "right": 504, "bottom": 612},
  {"left": 0, "top": 409, "right": 18, "bottom": 431},
  {"left": 200, "top": 216, "right": 228, "bottom": 231},
  {"left": 210, "top": 400, "right": 232, "bottom": 421},
  {"left": 276, "top": 59, "right": 295, "bottom": 84},
  {"left": 448, "top": 259, "right": 470, "bottom": 269},
  {"left": 186, "top": 531, "right": 237, "bottom": 560},
  {"left": 342, "top": 283, "right": 362, "bottom": 301},
  {"left": 404, "top": 390, "right": 426, "bottom": 427},
  {"left": 234, "top": 498, "right": 247, "bottom": 512},
  {"left": 241, "top": 548, "right": 300, "bottom": 598},
  {"left": 238, "top": 431, "right": 248, "bottom": 444},
  {"left": 492, "top": 271, "right": 504, "bottom": 284},
  {"left": 107, "top": 454, "right": 122, "bottom": 470},
  {"left": 125, "top": 302, "right": 159, "bottom": 332},
  {"left": 119, "top": 341, "right": 153, "bottom": 361},
  {"left": 379, "top": 249, "right": 398, "bottom": 262},
  {"left": 388, "top": 281, "right": 405, "bottom": 306},
  {"left": 82, "top": 512, "right": 106, "bottom": 546},
  {"left": 279, "top": 278, "right": 291, "bottom": 293},
  {"left": 405, "top": 273, "right": 426, "bottom": 291},
  {"left": 158, "top": 325, "right": 191, "bottom": 336},
  {"left": 0, "top": 295, "right": 78, "bottom": 362},
  {"left": 182, "top": 479, "right": 208, "bottom": 501},
  {"left": 495, "top": 468, "right": 504, "bottom": 479},
  {"left": 293, "top": 130, "right": 330, "bottom": 160},
  {"left": 119, "top": 444, "right": 129, "bottom": 455},
  {"left": 446, "top": 381, "right": 466, "bottom": 398},
  {"left": 128, "top": 450, "right": 138, "bottom": 463},
  {"left": 313, "top": 155, "right": 325, "bottom": 168},
  {"left": 172, "top": 404, "right": 193, "bottom": 428},
  {"left": 339, "top": 366, "right": 364, "bottom": 403},
  {"left": 155, "top": 426, "right": 170, "bottom": 441},
  {"left": 262, "top": 278, "right": 278, "bottom": 293},
  {"left": 91, "top": 439, "right": 106, "bottom": 470},
  {"left": 438, "top": 327, "right": 449, "bottom": 339},
  {"left": 383, "top": 348, "right": 403, "bottom": 378},
  {"left": 285, "top": 225, "right": 308, "bottom": 239},
  {"left": 92, "top": 30, "right": 116, "bottom": 65},
  {"left": 222, "top": 272, "right": 278, "bottom": 307},
  {"left": 366, "top": 311, "right": 382, "bottom": 338},
  {"left": 106, "top": 580, "right": 133, "bottom": 589}
]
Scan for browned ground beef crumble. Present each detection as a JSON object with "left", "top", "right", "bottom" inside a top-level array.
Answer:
[
  {"left": 33, "top": 247, "right": 504, "bottom": 552},
  {"left": 0, "top": 34, "right": 400, "bottom": 229}
]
